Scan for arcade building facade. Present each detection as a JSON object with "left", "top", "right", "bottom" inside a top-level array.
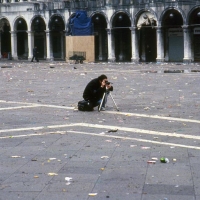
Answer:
[{"left": 0, "top": 0, "right": 200, "bottom": 63}]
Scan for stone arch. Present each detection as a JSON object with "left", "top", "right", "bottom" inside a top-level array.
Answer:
[
  {"left": 13, "top": 16, "right": 28, "bottom": 31},
  {"left": 48, "top": 14, "right": 65, "bottom": 31},
  {"left": 111, "top": 10, "right": 132, "bottom": 28},
  {"left": 90, "top": 11, "right": 109, "bottom": 28},
  {"left": 160, "top": 7, "right": 186, "bottom": 26},
  {"left": 187, "top": 6, "right": 200, "bottom": 25},
  {"left": 0, "top": 17, "right": 11, "bottom": 31},
  {"left": 30, "top": 15, "right": 47, "bottom": 31},
  {"left": 135, "top": 8, "right": 158, "bottom": 29}
]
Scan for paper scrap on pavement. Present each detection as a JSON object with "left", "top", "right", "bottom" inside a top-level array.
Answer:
[
  {"left": 65, "top": 177, "right": 73, "bottom": 182},
  {"left": 101, "top": 156, "right": 109, "bottom": 159},
  {"left": 88, "top": 193, "right": 98, "bottom": 196},
  {"left": 48, "top": 173, "right": 58, "bottom": 176},
  {"left": 49, "top": 158, "right": 57, "bottom": 160}
]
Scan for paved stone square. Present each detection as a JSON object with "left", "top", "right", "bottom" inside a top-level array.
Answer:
[{"left": 0, "top": 60, "right": 200, "bottom": 200}]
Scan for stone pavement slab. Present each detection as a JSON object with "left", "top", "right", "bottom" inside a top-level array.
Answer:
[{"left": 0, "top": 61, "right": 200, "bottom": 200}]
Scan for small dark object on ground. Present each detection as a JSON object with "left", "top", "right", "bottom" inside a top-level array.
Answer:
[
  {"left": 191, "top": 70, "right": 200, "bottom": 72},
  {"left": 108, "top": 129, "right": 118, "bottom": 133},
  {"left": 1, "top": 66, "right": 12, "bottom": 68},
  {"left": 164, "top": 70, "right": 184, "bottom": 73}
]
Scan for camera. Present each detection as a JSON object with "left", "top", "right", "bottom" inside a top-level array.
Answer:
[{"left": 105, "top": 81, "right": 110, "bottom": 85}]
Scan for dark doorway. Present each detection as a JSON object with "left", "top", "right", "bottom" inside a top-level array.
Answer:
[
  {"left": 189, "top": 8, "right": 200, "bottom": 62},
  {"left": 49, "top": 16, "right": 65, "bottom": 60},
  {"left": 16, "top": 19, "right": 28, "bottom": 59},
  {"left": 162, "top": 10, "right": 183, "bottom": 62},
  {"left": 92, "top": 14, "right": 107, "bottom": 61},
  {"left": 137, "top": 12, "right": 157, "bottom": 62},
  {"left": 112, "top": 13, "right": 131, "bottom": 62},
  {"left": 139, "top": 27, "right": 156, "bottom": 62},
  {"left": 32, "top": 17, "right": 46, "bottom": 59},
  {"left": 0, "top": 20, "right": 11, "bottom": 58}
]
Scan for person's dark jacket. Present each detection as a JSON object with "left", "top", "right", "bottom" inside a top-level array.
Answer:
[
  {"left": 33, "top": 47, "right": 38, "bottom": 56},
  {"left": 83, "top": 78, "right": 113, "bottom": 103}
]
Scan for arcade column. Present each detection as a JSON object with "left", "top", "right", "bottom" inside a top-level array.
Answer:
[
  {"left": 130, "top": 27, "right": 139, "bottom": 62},
  {"left": 156, "top": 26, "right": 164, "bottom": 62},
  {"left": 45, "top": 30, "right": 53, "bottom": 61},
  {"left": 27, "top": 31, "right": 34, "bottom": 61},
  {"left": 106, "top": 29, "right": 115, "bottom": 62},
  {"left": 182, "top": 25, "right": 192, "bottom": 63},
  {"left": 10, "top": 31, "right": 18, "bottom": 60}
]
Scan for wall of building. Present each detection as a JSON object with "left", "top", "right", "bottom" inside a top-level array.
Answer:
[{"left": 0, "top": 0, "right": 199, "bottom": 63}]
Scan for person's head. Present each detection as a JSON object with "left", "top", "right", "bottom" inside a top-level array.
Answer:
[{"left": 98, "top": 74, "right": 107, "bottom": 83}]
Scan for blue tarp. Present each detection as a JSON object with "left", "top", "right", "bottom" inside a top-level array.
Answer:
[{"left": 69, "top": 11, "right": 93, "bottom": 36}]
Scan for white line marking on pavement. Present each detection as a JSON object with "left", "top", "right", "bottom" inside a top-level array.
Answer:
[
  {"left": 67, "top": 130, "right": 200, "bottom": 150},
  {"left": 0, "top": 99, "right": 200, "bottom": 124},
  {"left": 0, "top": 129, "right": 199, "bottom": 150},
  {"left": 105, "top": 111, "right": 200, "bottom": 124},
  {"left": 0, "top": 105, "right": 41, "bottom": 111},
  {"left": 0, "top": 100, "right": 74, "bottom": 110},
  {"left": 0, "top": 123, "right": 200, "bottom": 141},
  {"left": 0, "top": 131, "right": 66, "bottom": 139},
  {"left": 0, "top": 124, "right": 77, "bottom": 133},
  {"left": 75, "top": 123, "right": 200, "bottom": 140}
]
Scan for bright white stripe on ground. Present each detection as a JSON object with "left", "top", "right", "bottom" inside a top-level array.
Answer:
[
  {"left": 75, "top": 123, "right": 200, "bottom": 140},
  {"left": 0, "top": 105, "right": 41, "bottom": 111},
  {"left": 0, "top": 124, "right": 76, "bottom": 133},
  {"left": 0, "top": 100, "right": 74, "bottom": 110},
  {"left": 105, "top": 111, "right": 200, "bottom": 124},
  {"left": 0, "top": 99, "right": 200, "bottom": 124},
  {"left": 0, "top": 129, "right": 199, "bottom": 150},
  {"left": 0, "top": 123, "right": 200, "bottom": 141},
  {"left": 0, "top": 131, "right": 66, "bottom": 139},
  {"left": 68, "top": 130, "right": 200, "bottom": 150}
]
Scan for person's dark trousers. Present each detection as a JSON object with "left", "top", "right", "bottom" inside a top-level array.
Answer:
[
  {"left": 90, "top": 91, "right": 109, "bottom": 108},
  {"left": 31, "top": 55, "right": 39, "bottom": 62}
]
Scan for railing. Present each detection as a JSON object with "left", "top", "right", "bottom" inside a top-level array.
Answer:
[
  {"left": 0, "top": 0, "right": 197, "bottom": 9},
  {"left": 66, "top": 0, "right": 197, "bottom": 9}
]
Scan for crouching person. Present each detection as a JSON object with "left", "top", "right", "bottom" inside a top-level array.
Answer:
[{"left": 83, "top": 74, "right": 113, "bottom": 111}]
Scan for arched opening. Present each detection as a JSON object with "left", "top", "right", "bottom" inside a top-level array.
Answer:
[
  {"left": 137, "top": 12, "right": 157, "bottom": 62},
  {"left": 92, "top": 14, "right": 107, "bottom": 61},
  {"left": 31, "top": 17, "right": 46, "bottom": 59},
  {"left": 0, "top": 19, "right": 11, "bottom": 58},
  {"left": 112, "top": 13, "right": 131, "bottom": 62},
  {"left": 189, "top": 8, "right": 200, "bottom": 62},
  {"left": 162, "top": 10, "right": 183, "bottom": 62},
  {"left": 16, "top": 18, "right": 28, "bottom": 59},
  {"left": 49, "top": 16, "right": 65, "bottom": 60}
]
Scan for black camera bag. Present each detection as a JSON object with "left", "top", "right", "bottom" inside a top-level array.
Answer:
[{"left": 78, "top": 100, "right": 93, "bottom": 111}]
